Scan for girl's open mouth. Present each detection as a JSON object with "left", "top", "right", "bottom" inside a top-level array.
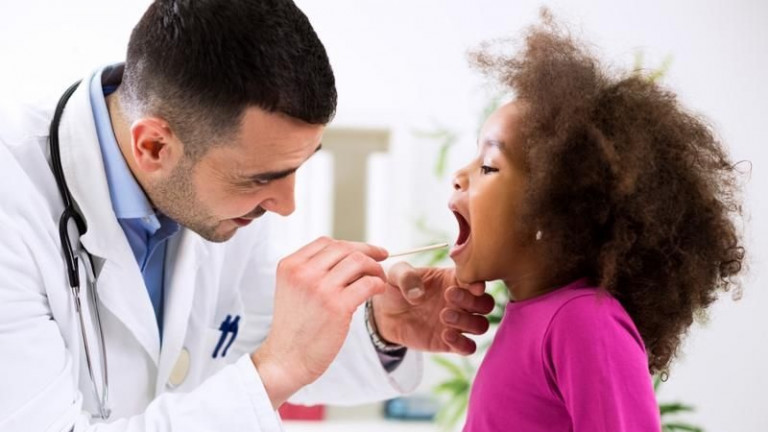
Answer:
[{"left": 450, "top": 211, "right": 471, "bottom": 258}]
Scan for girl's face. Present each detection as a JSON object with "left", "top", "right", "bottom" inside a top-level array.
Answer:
[{"left": 449, "top": 101, "right": 536, "bottom": 286}]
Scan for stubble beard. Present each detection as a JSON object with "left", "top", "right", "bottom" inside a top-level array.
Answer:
[{"left": 151, "top": 157, "right": 234, "bottom": 243}]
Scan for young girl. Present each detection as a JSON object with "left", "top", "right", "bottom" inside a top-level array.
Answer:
[{"left": 448, "top": 13, "right": 745, "bottom": 432}]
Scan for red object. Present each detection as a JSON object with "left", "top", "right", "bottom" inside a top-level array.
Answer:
[{"left": 278, "top": 403, "right": 325, "bottom": 421}]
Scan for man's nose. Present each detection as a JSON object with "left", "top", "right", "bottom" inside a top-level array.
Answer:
[{"left": 261, "top": 175, "right": 296, "bottom": 216}]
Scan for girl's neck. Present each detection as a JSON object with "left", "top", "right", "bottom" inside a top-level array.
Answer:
[
  {"left": 505, "top": 279, "right": 547, "bottom": 302},
  {"left": 503, "top": 271, "right": 565, "bottom": 302}
]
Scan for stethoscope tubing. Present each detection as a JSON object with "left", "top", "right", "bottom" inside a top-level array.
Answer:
[{"left": 50, "top": 81, "right": 111, "bottom": 420}]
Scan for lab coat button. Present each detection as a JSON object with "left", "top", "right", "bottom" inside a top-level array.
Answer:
[{"left": 167, "top": 348, "right": 190, "bottom": 388}]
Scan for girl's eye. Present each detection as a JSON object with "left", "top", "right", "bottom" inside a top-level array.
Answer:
[{"left": 480, "top": 165, "right": 499, "bottom": 175}]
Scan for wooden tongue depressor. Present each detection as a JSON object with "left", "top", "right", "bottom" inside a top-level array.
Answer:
[{"left": 387, "top": 242, "right": 449, "bottom": 258}]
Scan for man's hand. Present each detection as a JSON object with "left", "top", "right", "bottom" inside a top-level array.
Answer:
[
  {"left": 372, "top": 262, "right": 495, "bottom": 355},
  {"left": 251, "top": 237, "right": 388, "bottom": 409}
]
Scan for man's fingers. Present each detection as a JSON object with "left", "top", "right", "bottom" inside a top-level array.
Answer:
[
  {"left": 386, "top": 261, "right": 427, "bottom": 304},
  {"left": 289, "top": 237, "right": 388, "bottom": 269},
  {"left": 440, "top": 308, "right": 490, "bottom": 335},
  {"left": 286, "top": 236, "right": 334, "bottom": 262},
  {"left": 326, "top": 251, "right": 387, "bottom": 289},
  {"left": 445, "top": 286, "right": 495, "bottom": 315},
  {"left": 308, "top": 241, "right": 356, "bottom": 270},
  {"left": 442, "top": 329, "right": 477, "bottom": 356},
  {"left": 342, "top": 241, "right": 388, "bottom": 262},
  {"left": 311, "top": 240, "right": 388, "bottom": 268},
  {"left": 341, "top": 276, "right": 387, "bottom": 311}
]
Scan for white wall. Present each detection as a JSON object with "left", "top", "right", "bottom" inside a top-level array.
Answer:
[{"left": 1, "top": 1, "right": 766, "bottom": 430}]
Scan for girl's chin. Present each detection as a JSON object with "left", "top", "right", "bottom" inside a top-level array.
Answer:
[
  {"left": 453, "top": 262, "right": 498, "bottom": 287},
  {"left": 453, "top": 264, "right": 478, "bottom": 285}
]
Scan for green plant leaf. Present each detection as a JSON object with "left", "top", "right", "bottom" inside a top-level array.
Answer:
[
  {"left": 432, "top": 356, "right": 475, "bottom": 429},
  {"left": 412, "top": 125, "right": 458, "bottom": 179},
  {"left": 434, "top": 136, "right": 457, "bottom": 178},
  {"left": 660, "top": 402, "right": 696, "bottom": 415},
  {"left": 633, "top": 49, "right": 646, "bottom": 73},
  {"left": 647, "top": 54, "right": 673, "bottom": 83},
  {"left": 487, "top": 307, "right": 504, "bottom": 325},
  {"left": 631, "top": 49, "right": 673, "bottom": 83},
  {"left": 432, "top": 355, "right": 469, "bottom": 379},
  {"left": 662, "top": 423, "right": 703, "bottom": 432},
  {"left": 434, "top": 378, "right": 470, "bottom": 396},
  {"left": 426, "top": 246, "right": 451, "bottom": 266},
  {"left": 435, "top": 391, "right": 469, "bottom": 430},
  {"left": 434, "top": 393, "right": 461, "bottom": 423},
  {"left": 460, "top": 357, "right": 475, "bottom": 373},
  {"left": 444, "top": 394, "right": 469, "bottom": 429}
]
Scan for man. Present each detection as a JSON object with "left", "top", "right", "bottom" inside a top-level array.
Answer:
[{"left": 0, "top": 0, "right": 493, "bottom": 431}]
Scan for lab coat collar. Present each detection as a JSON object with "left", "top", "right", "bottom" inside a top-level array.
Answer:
[
  {"left": 59, "top": 76, "right": 213, "bottom": 365},
  {"left": 58, "top": 78, "right": 130, "bottom": 264}
]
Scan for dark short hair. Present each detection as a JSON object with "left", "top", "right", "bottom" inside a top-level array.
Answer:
[{"left": 121, "top": 0, "right": 336, "bottom": 157}]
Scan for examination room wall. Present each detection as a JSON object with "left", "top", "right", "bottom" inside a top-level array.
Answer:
[{"left": 1, "top": 1, "right": 766, "bottom": 430}]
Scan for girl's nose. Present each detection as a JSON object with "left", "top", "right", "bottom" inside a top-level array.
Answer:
[{"left": 452, "top": 169, "right": 467, "bottom": 191}]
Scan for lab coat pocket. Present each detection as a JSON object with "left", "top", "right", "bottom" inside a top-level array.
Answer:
[
  {"left": 171, "top": 325, "right": 237, "bottom": 392},
  {"left": 208, "top": 313, "right": 243, "bottom": 361}
]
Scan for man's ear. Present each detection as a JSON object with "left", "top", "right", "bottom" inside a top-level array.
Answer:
[{"left": 129, "top": 117, "right": 182, "bottom": 173}]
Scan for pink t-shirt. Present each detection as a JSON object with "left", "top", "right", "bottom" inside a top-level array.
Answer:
[{"left": 464, "top": 279, "right": 661, "bottom": 431}]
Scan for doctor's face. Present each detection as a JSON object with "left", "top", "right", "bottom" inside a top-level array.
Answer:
[{"left": 151, "top": 107, "right": 324, "bottom": 242}]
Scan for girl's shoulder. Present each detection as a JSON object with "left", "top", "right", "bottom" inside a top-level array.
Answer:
[
  {"left": 552, "top": 280, "right": 623, "bottom": 319},
  {"left": 507, "top": 278, "right": 611, "bottom": 316},
  {"left": 504, "top": 279, "right": 639, "bottom": 344},
  {"left": 542, "top": 279, "right": 646, "bottom": 353}
]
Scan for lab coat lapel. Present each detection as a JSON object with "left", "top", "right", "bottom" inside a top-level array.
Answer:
[
  {"left": 57, "top": 79, "right": 161, "bottom": 364},
  {"left": 156, "top": 228, "right": 208, "bottom": 392}
]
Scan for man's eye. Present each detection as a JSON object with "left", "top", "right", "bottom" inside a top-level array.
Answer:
[
  {"left": 480, "top": 165, "right": 499, "bottom": 175},
  {"left": 252, "top": 178, "right": 271, "bottom": 186}
]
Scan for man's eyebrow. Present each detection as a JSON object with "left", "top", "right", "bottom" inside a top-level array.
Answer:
[
  {"left": 248, "top": 144, "right": 322, "bottom": 181},
  {"left": 249, "top": 167, "right": 298, "bottom": 182}
]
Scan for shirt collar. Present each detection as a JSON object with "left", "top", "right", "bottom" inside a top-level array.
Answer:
[{"left": 89, "top": 64, "right": 160, "bottom": 229}]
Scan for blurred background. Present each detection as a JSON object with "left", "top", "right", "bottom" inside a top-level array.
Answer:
[{"left": 1, "top": 0, "right": 766, "bottom": 430}]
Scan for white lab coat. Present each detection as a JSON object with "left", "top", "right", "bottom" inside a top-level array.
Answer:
[{"left": 0, "top": 77, "right": 421, "bottom": 432}]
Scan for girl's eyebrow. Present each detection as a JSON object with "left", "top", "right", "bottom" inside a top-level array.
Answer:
[
  {"left": 476, "top": 138, "right": 506, "bottom": 149},
  {"left": 483, "top": 139, "right": 505, "bottom": 150}
]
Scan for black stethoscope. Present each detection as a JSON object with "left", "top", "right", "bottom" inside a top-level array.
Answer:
[{"left": 50, "top": 81, "right": 111, "bottom": 420}]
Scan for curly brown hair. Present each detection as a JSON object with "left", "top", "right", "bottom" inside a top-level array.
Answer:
[{"left": 470, "top": 11, "right": 745, "bottom": 373}]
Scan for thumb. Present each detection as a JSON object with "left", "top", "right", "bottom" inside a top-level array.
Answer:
[
  {"left": 386, "top": 261, "right": 426, "bottom": 305},
  {"left": 465, "top": 281, "right": 486, "bottom": 297}
]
